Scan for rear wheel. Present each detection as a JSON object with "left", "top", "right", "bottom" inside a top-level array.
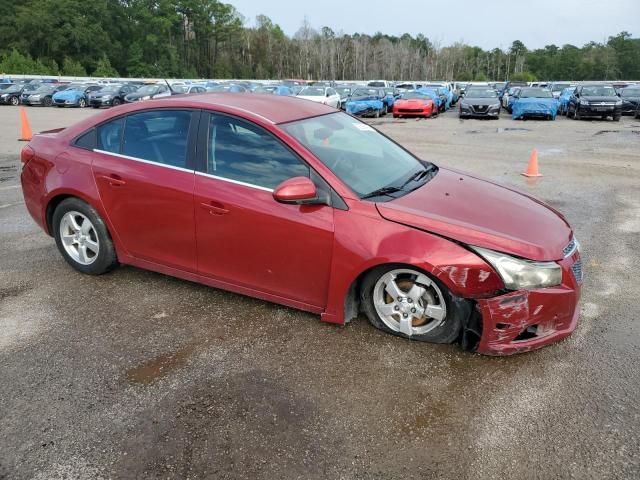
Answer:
[
  {"left": 43, "top": 97, "right": 52, "bottom": 107},
  {"left": 53, "top": 198, "right": 118, "bottom": 275},
  {"left": 361, "top": 266, "right": 462, "bottom": 344}
]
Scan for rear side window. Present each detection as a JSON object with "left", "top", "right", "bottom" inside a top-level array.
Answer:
[
  {"left": 73, "top": 128, "right": 96, "bottom": 150},
  {"left": 97, "top": 118, "right": 123, "bottom": 153},
  {"left": 122, "top": 110, "right": 192, "bottom": 168},
  {"left": 207, "top": 115, "right": 309, "bottom": 189}
]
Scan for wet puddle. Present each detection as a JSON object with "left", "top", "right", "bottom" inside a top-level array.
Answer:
[
  {"left": 126, "top": 344, "right": 196, "bottom": 385},
  {"left": 593, "top": 130, "right": 640, "bottom": 136},
  {"left": 496, "top": 127, "right": 531, "bottom": 133}
]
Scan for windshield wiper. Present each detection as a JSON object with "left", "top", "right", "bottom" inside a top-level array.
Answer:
[{"left": 361, "top": 186, "right": 405, "bottom": 199}]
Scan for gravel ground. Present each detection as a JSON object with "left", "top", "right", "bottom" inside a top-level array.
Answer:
[{"left": 0, "top": 104, "right": 639, "bottom": 479}]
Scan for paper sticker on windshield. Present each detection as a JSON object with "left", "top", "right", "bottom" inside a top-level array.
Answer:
[{"left": 353, "top": 123, "right": 374, "bottom": 132}]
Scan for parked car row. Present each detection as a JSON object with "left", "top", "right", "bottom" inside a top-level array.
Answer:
[{"left": 0, "top": 79, "right": 212, "bottom": 109}]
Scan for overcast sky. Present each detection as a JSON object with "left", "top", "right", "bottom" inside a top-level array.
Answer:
[{"left": 230, "top": 0, "right": 638, "bottom": 50}]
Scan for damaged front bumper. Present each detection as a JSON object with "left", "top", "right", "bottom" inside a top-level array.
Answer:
[{"left": 472, "top": 251, "right": 582, "bottom": 355}]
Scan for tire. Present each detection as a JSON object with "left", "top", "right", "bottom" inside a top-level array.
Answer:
[
  {"left": 10, "top": 96, "right": 19, "bottom": 106},
  {"left": 112, "top": 97, "right": 121, "bottom": 106},
  {"left": 361, "top": 265, "right": 463, "bottom": 344},
  {"left": 53, "top": 198, "right": 118, "bottom": 275},
  {"left": 392, "top": 114, "right": 399, "bottom": 118},
  {"left": 574, "top": 104, "right": 581, "bottom": 120},
  {"left": 92, "top": 105, "right": 99, "bottom": 109},
  {"left": 78, "top": 98, "right": 86, "bottom": 108},
  {"left": 374, "top": 109, "right": 380, "bottom": 118},
  {"left": 42, "top": 97, "right": 52, "bottom": 107},
  {"left": 613, "top": 114, "right": 621, "bottom": 122}
]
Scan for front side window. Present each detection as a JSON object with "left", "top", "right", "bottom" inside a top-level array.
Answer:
[
  {"left": 207, "top": 115, "right": 309, "bottom": 190},
  {"left": 122, "top": 110, "right": 192, "bottom": 168}
]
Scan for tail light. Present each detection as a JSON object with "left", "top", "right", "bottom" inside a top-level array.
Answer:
[{"left": 21, "top": 145, "right": 35, "bottom": 166}]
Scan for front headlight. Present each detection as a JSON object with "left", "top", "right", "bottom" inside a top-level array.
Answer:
[
  {"left": 580, "top": 99, "right": 589, "bottom": 105},
  {"left": 460, "top": 102, "right": 470, "bottom": 108},
  {"left": 471, "top": 246, "right": 562, "bottom": 290},
  {"left": 141, "top": 95, "right": 151, "bottom": 101},
  {"left": 615, "top": 100, "right": 622, "bottom": 106},
  {"left": 102, "top": 95, "right": 113, "bottom": 100},
  {"left": 490, "top": 103, "right": 501, "bottom": 109}
]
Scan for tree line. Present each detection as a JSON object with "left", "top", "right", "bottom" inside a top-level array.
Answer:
[{"left": 1, "top": 0, "right": 638, "bottom": 81}]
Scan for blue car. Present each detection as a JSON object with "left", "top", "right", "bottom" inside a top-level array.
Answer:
[
  {"left": 557, "top": 87, "right": 574, "bottom": 115},
  {"left": 52, "top": 84, "right": 93, "bottom": 108},
  {"left": 511, "top": 87, "right": 559, "bottom": 120},
  {"left": 345, "top": 87, "right": 386, "bottom": 117},
  {"left": 424, "top": 83, "right": 453, "bottom": 109}
]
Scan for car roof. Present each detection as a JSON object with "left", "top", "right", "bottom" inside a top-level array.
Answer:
[{"left": 63, "top": 94, "right": 336, "bottom": 137}]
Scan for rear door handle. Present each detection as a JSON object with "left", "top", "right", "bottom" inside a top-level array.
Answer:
[
  {"left": 200, "top": 201, "right": 229, "bottom": 215},
  {"left": 98, "top": 174, "right": 126, "bottom": 187}
]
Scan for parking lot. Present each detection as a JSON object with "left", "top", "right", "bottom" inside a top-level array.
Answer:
[{"left": 1, "top": 105, "right": 639, "bottom": 479}]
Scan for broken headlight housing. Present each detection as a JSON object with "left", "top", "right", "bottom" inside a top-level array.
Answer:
[{"left": 471, "top": 246, "right": 562, "bottom": 290}]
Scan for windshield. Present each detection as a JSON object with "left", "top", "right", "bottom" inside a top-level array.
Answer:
[
  {"left": 581, "top": 86, "right": 616, "bottom": 96},
  {"left": 66, "top": 84, "right": 86, "bottom": 91},
  {"left": 99, "top": 85, "right": 121, "bottom": 93},
  {"left": 336, "top": 87, "right": 351, "bottom": 96},
  {"left": 352, "top": 88, "right": 380, "bottom": 97},
  {"left": 33, "top": 86, "right": 53, "bottom": 94},
  {"left": 494, "top": 82, "right": 507, "bottom": 90},
  {"left": 520, "top": 88, "right": 553, "bottom": 98},
  {"left": 281, "top": 112, "right": 434, "bottom": 200},
  {"left": 299, "top": 87, "right": 325, "bottom": 96},
  {"left": 621, "top": 88, "right": 640, "bottom": 96},
  {"left": 137, "top": 85, "right": 160, "bottom": 94},
  {"left": 465, "top": 88, "right": 498, "bottom": 98},
  {"left": 401, "top": 92, "right": 429, "bottom": 100},
  {"left": 4, "top": 85, "right": 22, "bottom": 93},
  {"left": 552, "top": 83, "right": 571, "bottom": 91}
]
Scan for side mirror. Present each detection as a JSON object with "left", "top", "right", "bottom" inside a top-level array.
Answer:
[{"left": 273, "top": 177, "right": 318, "bottom": 204}]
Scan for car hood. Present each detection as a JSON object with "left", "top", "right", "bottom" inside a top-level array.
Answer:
[
  {"left": 375, "top": 167, "right": 572, "bottom": 261},
  {"left": 582, "top": 96, "right": 619, "bottom": 102},
  {"left": 516, "top": 97, "right": 557, "bottom": 105},
  {"left": 126, "top": 92, "right": 156, "bottom": 100},
  {"left": 463, "top": 97, "right": 500, "bottom": 106},
  {"left": 396, "top": 98, "right": 430, "bottom": 105}
]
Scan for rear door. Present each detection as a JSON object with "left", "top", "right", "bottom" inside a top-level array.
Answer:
[{"left": 91, "top": 109, "right": 199, "bottom": 272}]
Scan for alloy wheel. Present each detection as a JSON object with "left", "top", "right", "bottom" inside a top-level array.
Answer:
[
  {"left": 373, "top": 269, "right": 447, "bottom": 336},
  {"left": 59, "top": 211, "right": 100, "bottom": 265}
]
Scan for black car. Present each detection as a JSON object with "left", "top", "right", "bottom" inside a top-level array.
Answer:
[
  {"left": 88, "top": 84, "right": 138, "bottom": 108},
  {"left": 459, "top": 87, "right": 502, "bottom": 119},
  {"left": 619, "top": 86, "right": 640, "bottom": 115},
  {"left": 0, "top": 84, "right": 35, "bottom": 106},
  {"left": 568, "top": 84, "right": 622, "bottom": 121}
]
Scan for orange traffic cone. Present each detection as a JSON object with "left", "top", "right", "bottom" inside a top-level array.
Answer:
[
  {"left": 18, "top": 106, "right": 33, "bottom": 141},
  {"left": 521, "top": 148, "right": 542, "bottom": 177}
]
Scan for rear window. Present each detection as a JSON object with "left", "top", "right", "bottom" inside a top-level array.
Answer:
[{"left": 97, "top": 118, "right": 124, "bottom": 153}]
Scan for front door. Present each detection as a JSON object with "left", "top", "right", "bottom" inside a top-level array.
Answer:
[{"left": 194, "top": 113, "right": 335, "bottom": 307}]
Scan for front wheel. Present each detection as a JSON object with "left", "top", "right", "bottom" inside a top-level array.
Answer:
[
  {"left": 361, "top": 266, "right": 462, "bottom": 344},
  {"left": 43, "top": 97, "right": 52, "bottom": 107},
  {"left": 53, "top": 198, "right": 118, "bottom": 275},
  {"left": 10, "top": 96, "right": 19, "bottom": 106},
  {"left": 613, "top": 114, "right": 621, "bottom": 122},
  {"left": 112, "top": 97, "right": 121, "bottom": 106},
  {"left": 78, "top": 98, "right": 86, "bottom": 108}
]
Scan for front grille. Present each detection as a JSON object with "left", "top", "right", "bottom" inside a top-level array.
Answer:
[
  {"left": 473, "top": 105, "right": 488, "bottom": 113},
  {"left": 399, "top": 108, "right": 424, "bottom": 113},
  {"left": 571, "top": 259, "right": 583, "bottom": 284}
]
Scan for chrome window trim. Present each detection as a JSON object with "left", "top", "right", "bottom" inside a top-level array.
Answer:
[
  {"left": 195, "top": 171, "right": 273, "bottom": 193},
  {"left": 93, "top": 149, "right": 193, "bottom": 174}
]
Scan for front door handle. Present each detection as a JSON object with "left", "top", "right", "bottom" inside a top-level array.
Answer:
[
  {"left": 200, "top": 201, "right": 229, "bottom": 215},
  {"left": 98, "top": 174, "right": 126, "bottom": 187}
]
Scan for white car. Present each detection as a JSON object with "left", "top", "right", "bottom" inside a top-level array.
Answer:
[{"left": 296, "top": 86, "right": 341, "bottom": 108}]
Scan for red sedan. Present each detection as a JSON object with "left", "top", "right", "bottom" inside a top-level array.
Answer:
[
  {"left": 20, "top": 94, "right": 581, "bottom": 355},
  {"left": 392, "top": 92, "right": 437, "bottom": 118}
]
